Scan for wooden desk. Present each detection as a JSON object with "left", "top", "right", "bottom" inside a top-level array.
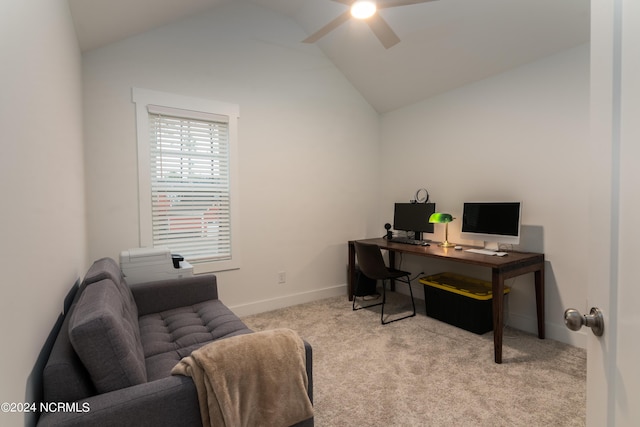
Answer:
[{"left": 347, "top": 238, "right": 545, "bottom": 364}]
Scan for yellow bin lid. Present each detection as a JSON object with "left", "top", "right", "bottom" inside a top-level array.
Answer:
[{"left": 419, "top": 272, "right": 510, "bottom": 301}]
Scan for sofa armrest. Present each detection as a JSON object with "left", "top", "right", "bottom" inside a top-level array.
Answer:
[
  {"left": 131, "top": 275, "right": 218, "bottom": 316},
  {"left": 36, "top": 376, "right": 201, "bottom": 427}
]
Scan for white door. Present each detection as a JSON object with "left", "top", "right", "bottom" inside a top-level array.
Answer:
[{"left": 587, "top": 0, "right": 640, "bottom": 425}]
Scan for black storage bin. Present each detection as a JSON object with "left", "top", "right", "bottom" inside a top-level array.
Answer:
[{"left": 420, "top": 273, "right": 510, "bottom": 335}]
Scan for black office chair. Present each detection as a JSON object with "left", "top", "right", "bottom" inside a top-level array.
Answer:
[{"left": 353, "top": 241, "right": 416, "bottom": 324}]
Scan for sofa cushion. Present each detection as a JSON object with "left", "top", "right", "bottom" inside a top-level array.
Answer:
[
  {"left": 83, "top": 257, "right": 138, "bottom": 318},
  {"left": 82, "top": 257, "right": 141, "bottom": 352},
  {"left": 139, "top": 299, "right": 252, "bottom": 381},
  {"left": 83, "top": 257, "right": 123, "bottom": 285},
  {"left": 42, "top": 297, "right": 96, "bottom": 403},
  {"left": 69, "top": 279, "right": 147, "bottom": 393}
]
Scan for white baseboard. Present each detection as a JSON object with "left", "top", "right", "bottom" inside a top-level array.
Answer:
[
  {"left": 507, "top": 312, "right": 587, "bottom": 349},
  {"left": 229, "top": 284, "right": 347, "bottom": 317}
]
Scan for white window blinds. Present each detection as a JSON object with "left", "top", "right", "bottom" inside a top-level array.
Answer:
[{"left": 147, "top": 105, "right": 231, "bottom": 263}]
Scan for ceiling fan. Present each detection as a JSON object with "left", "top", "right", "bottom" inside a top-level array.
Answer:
[{"left": 303, "top": 0, "right": 439, "bottom": 49}]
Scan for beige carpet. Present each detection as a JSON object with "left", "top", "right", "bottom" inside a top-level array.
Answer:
[{"left": 242, "top": 293, "right": 586, "bottom": 427}]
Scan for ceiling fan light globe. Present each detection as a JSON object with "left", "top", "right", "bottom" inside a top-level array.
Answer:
[{"left": 351, "top": 1, "right": 377, "bottom": 20}]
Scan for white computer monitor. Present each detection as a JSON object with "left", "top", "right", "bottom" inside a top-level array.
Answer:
[{"left": 459, "top": 202, "right": 521, "bottom": 250}]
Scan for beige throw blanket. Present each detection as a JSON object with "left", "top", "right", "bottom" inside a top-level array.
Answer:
[{"left": 171, "top": 328, "right": 313, "bottom": 427}]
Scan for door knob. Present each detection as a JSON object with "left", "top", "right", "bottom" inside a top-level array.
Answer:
[{"left": 564, "top": 307, "right": 604, "bottom": 336}]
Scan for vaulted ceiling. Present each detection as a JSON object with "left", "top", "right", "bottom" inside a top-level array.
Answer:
[{"left": 68, "top": 0, "right": 590, "bottom": 113}]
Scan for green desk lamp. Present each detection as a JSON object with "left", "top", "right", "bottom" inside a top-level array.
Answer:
[{"left": 429, "top": 213, "right": 455, "bottom": 248}]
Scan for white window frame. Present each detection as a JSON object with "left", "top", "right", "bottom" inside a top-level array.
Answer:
[{"left": 132, "top": 88, "right": 240, "bottom": 273}]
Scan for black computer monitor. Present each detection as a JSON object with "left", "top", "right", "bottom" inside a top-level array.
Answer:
[{"left": 393, "top": 203, "right": 436, "bottom": 240}]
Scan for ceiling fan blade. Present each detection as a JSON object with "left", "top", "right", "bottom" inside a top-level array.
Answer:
[
  {"left": 330, "top": 0, "right": 355, "bottom": 5},
  {"left": 378, "top": 0, "right": 439, "bottom": 9},
  {"left": 367, "top": 14, "right": 401, "bottom": 49},
  {"left": 302, "top": 10, "right": 352, "bottom": 43}
]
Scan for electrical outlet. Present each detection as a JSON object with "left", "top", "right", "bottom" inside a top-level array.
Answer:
[{"left": 278, "top": 271, "right": 286, "bottom": 284}]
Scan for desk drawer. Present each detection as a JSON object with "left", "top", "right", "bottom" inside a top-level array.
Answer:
[{"left": 419, "top": 273, "right": 510, "bottom": 335}]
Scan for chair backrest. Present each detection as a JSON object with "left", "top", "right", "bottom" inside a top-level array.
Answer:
[{"left": 354, "top": 242, "right": 391, "bottom": 280}]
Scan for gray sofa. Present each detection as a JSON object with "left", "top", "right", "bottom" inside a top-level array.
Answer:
[{"left": 36, "top": 258, "right": 313, "bottom": 426}]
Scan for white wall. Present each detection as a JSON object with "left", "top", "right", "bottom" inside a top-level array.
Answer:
[
  {"left": 378, "top": 44, "right": 590, "bottom": 347},
  {"left": 82, "top": 2, "right": 380, "bottom": 313},
  {"left": 0, "top": 0, "right": 86, "bottom": 425}
]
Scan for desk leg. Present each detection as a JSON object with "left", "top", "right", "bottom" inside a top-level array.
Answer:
[
  {"left": 491, "top": 270, "right": 505, "bottom": 364},
  {"left": 535, "top": 267, "right": 545, "bottom": 339},
  {"left": 388, "top": 250, "right": 396, "bottom": 292},
  {"left": 348, "top": 242, "right": 355, "bottom": 301}
]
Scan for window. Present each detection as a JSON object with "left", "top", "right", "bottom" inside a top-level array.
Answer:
[{"left": 133, "top": 88, "right": 240, "bottom": 272}]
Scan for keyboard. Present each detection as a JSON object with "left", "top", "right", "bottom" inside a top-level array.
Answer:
[
  {"left": 465, "top": 248, "right": 508, "bottom": 256},
  {"left": 389, "top": 237, "right": 430, "bottom": 246}
]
